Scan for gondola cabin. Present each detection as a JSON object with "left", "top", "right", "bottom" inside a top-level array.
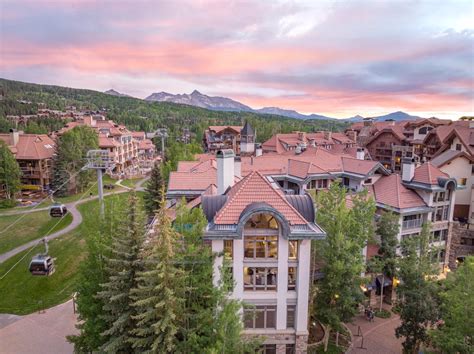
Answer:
[
  {"left": 29, "top": 255, "right": 55, "bottom": 276},
  {"left": 49, "top": 203, "right": 67, "bottom": 217}
]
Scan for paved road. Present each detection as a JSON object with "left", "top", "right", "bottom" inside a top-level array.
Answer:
[
  {"left": 347, "top": 308, "right": 403, "bottom": 354},
  {"left": 0, "top": 177, "right": 148, "bottom": 264},
  {"left": 0, "top": 300, "right": 77, "bottom": 354}
]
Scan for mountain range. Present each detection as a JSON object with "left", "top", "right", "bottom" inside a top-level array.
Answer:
[{"left": 106, "top": 88, "right": 423, "bottom": 122}]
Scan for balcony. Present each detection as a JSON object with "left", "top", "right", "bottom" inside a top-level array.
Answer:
[{"left": 402, "top": 219, "right": 423, "bottom": 230}]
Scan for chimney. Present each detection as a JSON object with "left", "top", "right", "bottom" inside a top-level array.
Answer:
[
  {"left": 217, "top": 149, "right": 235, "bottom": 194},
  {"left": 402, "top": 157, "right": 415, "bottom": 182},
  {"left": 9, "top": 129, "right": 19, "bottom": 146},
  {"left": 255, "top": 144, "right": 263, "bottom": 157},
  {"left": 234, "top": 156, "right": 241, "bottom": 178},
  {"left": 356, "top": 147, "right": 365, "bottom": 160},
  {"left": 324, "top": 131, "right": 332, "bottom": 140},
  {"left": 297, "top": 131, "right": 306, "bottom": 141}
]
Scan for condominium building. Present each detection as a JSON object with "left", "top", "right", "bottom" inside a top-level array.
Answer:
[
  {"left": 0, "top": 130, "right": 55, "bottom": 190},
  {"left": 202, "top": 150, "right": 325, "bottom": 353}
]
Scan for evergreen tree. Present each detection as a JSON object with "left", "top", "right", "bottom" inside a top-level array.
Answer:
[
  {"left": 430, "top": 256, "right": 474, "bottom": 353},
  {"left": 0, "top": 140, "right": 21, "bottom": 202},
  {"left": 67, "top": 196, "right": 124, "bottom": 352},
  {"left": 395, "top": 222, "right": 439, "bottom": 353},
  {"left": 313, "top": 182, "right": 376, "bottom": 351},
  {"left": 144, "top": 162, "right": 164, "bottom": 218},
  {"left": 367, "top": 211, "right": 399, "bottom": 310},
  {"left": 131, "top": 193, "right": 185, "bottom": 353},
  {"left": 97, "top": 191, "right": 145, "bottom": 353}
]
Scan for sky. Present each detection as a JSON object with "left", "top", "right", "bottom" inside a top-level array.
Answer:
[{"left": 1, "top": 0, "right": 473, "bottom": 119}]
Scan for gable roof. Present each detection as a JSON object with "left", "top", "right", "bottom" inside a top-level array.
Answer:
[
  {"left": 0, "top": 133, "right": 55, "bottom": 160},
  {"left": 371, "top": 174, "right": 426, "bottom": 209},
  {"left": 431, "top": 149, "right": 472, "bottom": 168},
  {"left": 213, "top": 171, "right": 308, "bottom": 225},
  {"left": 412, "top": 162, "right": 449, "bottom": 185},
  {"left": 208, "top": 126, "right": 243, "bottom": 134}
]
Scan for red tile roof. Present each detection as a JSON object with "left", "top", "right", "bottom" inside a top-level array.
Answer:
[
  {"left": 208, "top": 126, "right": 243, "bottom": 134},
  {"left": 168, "top": 169, "right": 218, "bottom": 191},
  {"left": 371, "top": 174, "right": 426, "bottom": 209},
  {"left": 0, "top": 133, "right": 55, "bottom": 160},
  {"left": 412, "top": 162, "right": 449, "bottom": 185},
  {"left": 214, "top": 171, "right": 308, "bottom": 225}
]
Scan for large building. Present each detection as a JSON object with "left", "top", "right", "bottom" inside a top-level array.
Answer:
[
  {"left": 262, "top": 131, "right": 356, "bottom": 155},
  {"left": 202, "top": 150, "right": 325, "bottom": 352},
  {"left": 369, "top": 159, "right": 458, "bottom": 268},
  {"left": 0, "top": 130, "right": 55, "bottom": 190},
  {"left": 203, "top": 125, "right": 244, "bottom": 154},
  {"left": 57, "top": 115, "right": 156, "bottom": 175}
]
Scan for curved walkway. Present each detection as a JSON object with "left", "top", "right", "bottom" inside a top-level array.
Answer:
[{"left": 0, "top": 177, "right": 148, "bottom": 264}]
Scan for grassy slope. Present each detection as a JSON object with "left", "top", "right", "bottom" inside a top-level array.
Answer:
[
  {"left": 0, "top": 211, "right": 73, "bottom": 254},
  {"left": 0, "top": 193, "right": 133, "bottom": 315}
]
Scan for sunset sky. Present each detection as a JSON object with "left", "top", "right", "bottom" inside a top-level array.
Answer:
[{"left": 1, "top": 0, "right": 473, "bottom": 119}]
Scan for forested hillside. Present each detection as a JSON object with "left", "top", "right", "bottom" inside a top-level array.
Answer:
[{"left": 0, "top": 78, "right": 347, "bottom": 143}]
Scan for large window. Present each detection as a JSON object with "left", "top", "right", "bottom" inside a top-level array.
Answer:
[
  {"left": 307, "top": 179, "right": 328, "bottom": 189},
  {"left": 288, "top": 240, "right": 298, "bottom": 259},
  {"left": 288, "top": 267, "right": 297, "bottom": 291},
  {"left": 432, "top": 229, "right": 448, "bottom": 243},
  {"left": 287, "top": 305, "right": 296, "bottom": 328},
  {"left": 244, "top": 236, "right": 278, "bottom": 259},
  {"left": 244, "top": 267, "right": 278, "bottom": 291},
  {"left": 224, "top": 240, "right": 233, "bottom": 259},
  {"left": 432, "top": 205, "right": 450, "bottom": 222},
  {"left": 244, "top": 305, "right": 276, "bottom": 329}
]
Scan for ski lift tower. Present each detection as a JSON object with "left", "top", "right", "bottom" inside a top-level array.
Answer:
[
  {"left": 86, "top": 150, "right": 115, "bottom": 216},
  {"left": 155, "top": 128, "right": 168, "bottom": 159}
]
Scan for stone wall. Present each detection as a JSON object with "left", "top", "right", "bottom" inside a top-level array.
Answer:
[{"left": 448, "top": 221, "right": 474, "bottom": 269}]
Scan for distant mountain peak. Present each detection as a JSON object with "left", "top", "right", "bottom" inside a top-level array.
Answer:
[
  {"left": 145, "top": 90, "right": 252, "bottom": 112},
  {"left": 104, "top": 89, "right": 131, "bottom": 97}
]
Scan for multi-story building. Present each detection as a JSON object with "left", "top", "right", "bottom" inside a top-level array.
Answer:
[
  {"left": 262, "top": 131, "right": 356, "bottom": 154},
  {"left": 368, "top": 159, "right": 458, "bottom": 269},
  {"left": 57, "top": 115, "right": 155, "bottom": 175},
  {"left": 0, "top": 130, "right": 55, "bottom": 190},
  {"left": 203, "top": 125, "right": 244, "bottom": 154},
  {"left": 167, "top": 147, "right": 390, "bottom": 202},
  {"left": 202, "top": 149, "right": 325, "bottom": 353}
]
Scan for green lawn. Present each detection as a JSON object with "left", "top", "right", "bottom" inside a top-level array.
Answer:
[
  {"left": 5, "top": 175, "right": 123, "bottom": 212},
  {"left": 120, "top": 177, "right": 146, "bottom": 188},
  {"left": 0, "top": 211, "right": 73, "bottom": 254},
  {"left": 0, "top": 192, "right": 136, "bottom": 315}
]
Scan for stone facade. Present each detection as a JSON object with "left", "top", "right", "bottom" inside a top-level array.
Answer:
[{"left": 448, "top": 221, "right": 474, "bottom": 269}]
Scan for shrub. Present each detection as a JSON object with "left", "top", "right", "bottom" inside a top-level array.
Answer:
[{"left": 375, "top": 309, "right": 392, "bottom": 318}]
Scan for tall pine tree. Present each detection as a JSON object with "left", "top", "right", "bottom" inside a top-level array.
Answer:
[
  {"left": 97, "top": 191, "right": 145, "bottom": 353},
  {"left": 68, "top": 195, "right": 125, "bottom": 352},
  {"left": 144, "top": 162, "right": 164, "bottom": 218},
  {"left": 131, "top": 192, "right": 185, "bottom": 353}
]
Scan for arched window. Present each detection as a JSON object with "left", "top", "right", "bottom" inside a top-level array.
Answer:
[
  {"left": 245, "top": 213, "right": 279, "bottom": 229},
  {"left": 244, "top": 213, "right": 279, "bottom": 259}
]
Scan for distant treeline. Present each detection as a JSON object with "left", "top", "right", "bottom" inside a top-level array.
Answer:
[{"left": 0, "top": 78, "right": 348, "bottom": 142}]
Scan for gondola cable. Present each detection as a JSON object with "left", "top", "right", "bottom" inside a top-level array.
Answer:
[
  {"left": 0, "top": 164, "right": 89, "bottom": 236},
  {"left": 0, "top": 180, "right": 98, "bottom": 279}
]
